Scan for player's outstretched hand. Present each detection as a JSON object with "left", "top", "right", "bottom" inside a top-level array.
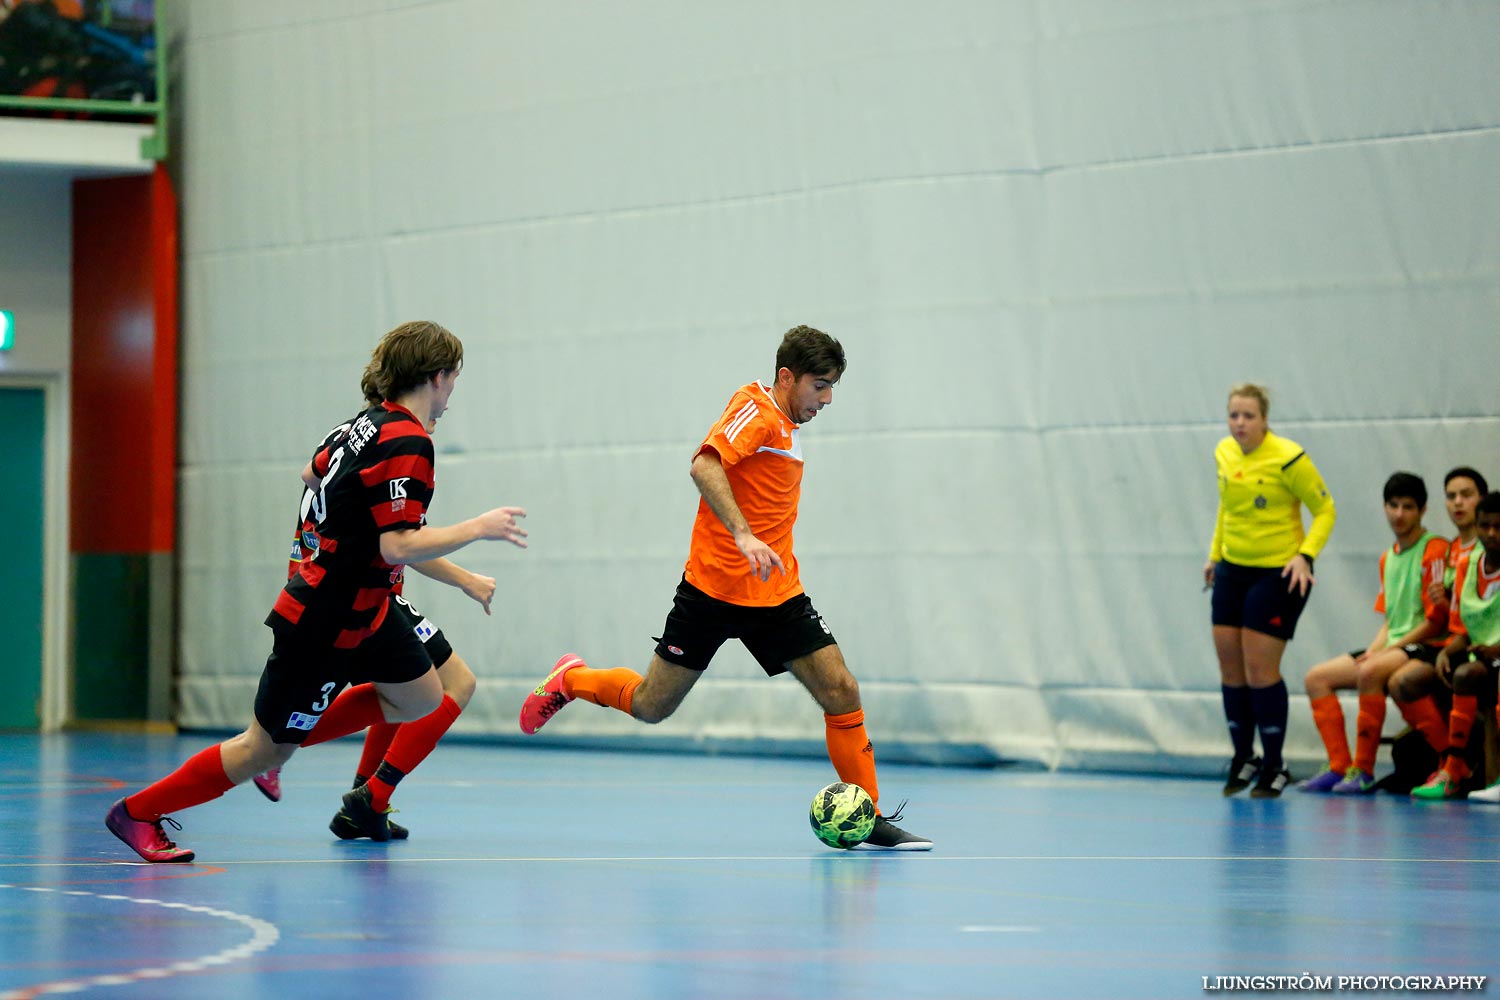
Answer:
[
  {"left": 477, "top": 507, "right": 529, "bottom": 548},
  {"left": 464, "top": 573, "right": 497, "bottom": 615},
  {"left": 735, "top": 532, "right": 785, "bottom": 582}
]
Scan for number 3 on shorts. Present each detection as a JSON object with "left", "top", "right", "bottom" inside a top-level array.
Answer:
[{"left": 311, "top": 682, "right": 336, "bottom": 713}]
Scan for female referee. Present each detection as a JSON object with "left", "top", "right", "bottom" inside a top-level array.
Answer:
[{"left": 1204, "top": 383, "right": 1336, "bottom": 798}]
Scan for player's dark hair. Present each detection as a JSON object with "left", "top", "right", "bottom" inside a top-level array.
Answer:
[
  {"left": 361, "top": 368, "right": 383, "bottom": 406},
  {"left": 362, "top": 321, "right": 463, "bottom": 403},
  {"left": 1383, "top": 471, "right": 1426, "bottom": 508},
  {"left": 1445, "top": 466, "right": 1489, "bottom": 496},
  {"left": 776, "top": 325, "right": 845, "bottom": 380},
  {"left": 1478, "top": 492, "right": 1500, "bottom": 518}
]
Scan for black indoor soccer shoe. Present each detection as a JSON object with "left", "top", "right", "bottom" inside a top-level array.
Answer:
[
  {"left": 330, "top": 784, "right": 391, "bottom": 842},
  {"left": 330, "top": 810, "right": 409, "bottom": 840},
  {"left": 1222, "top": 755, "right": 1261, "bottom": 796},
  {"left": 854, "top": 805, "right": 933, "bottom": 851},
  {"left": 335, "top": 776, "right": 408, "bottom": 839},
  {"left": 1250, "top": 766, "right": 1292, "bottom": 799}
]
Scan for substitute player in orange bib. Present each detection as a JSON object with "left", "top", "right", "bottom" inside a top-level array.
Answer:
[{"left": 520, "top": 325, "right": 931, "bottom": 849}]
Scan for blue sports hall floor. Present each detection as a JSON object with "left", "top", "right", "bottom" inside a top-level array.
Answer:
[{"left": 2, "top": 732, "right": 1498, "bottom": 1000}]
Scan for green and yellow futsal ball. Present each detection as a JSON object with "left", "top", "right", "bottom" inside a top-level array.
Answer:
[{"left": 809, "top": 782, "right": 876, "bottom": 849}]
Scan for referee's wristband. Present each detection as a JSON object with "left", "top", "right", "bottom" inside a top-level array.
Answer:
[{"left": 1298, "top": 554, "right": 1315, "bottom": 571}]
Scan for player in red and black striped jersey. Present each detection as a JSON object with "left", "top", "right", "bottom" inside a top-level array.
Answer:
[
  {"left": 252, "top": 409, "right": 498, "bottom": 840},
  {"left": 268, "top": 400, "right": 437, "bottom": 647},
  {"left": 105, "top": 321, "right": 528, "bottom": 863}
]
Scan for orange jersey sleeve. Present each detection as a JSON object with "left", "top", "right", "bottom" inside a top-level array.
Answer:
[
  {"left": 684, "top": 383, "right": 805, "bottom": 607},
  {"left": 1420, "top": 536, "right": 1450, "bottom": 626},
  {"left": 1373, "top": 549, "right": 1388, "bottom": 615}
]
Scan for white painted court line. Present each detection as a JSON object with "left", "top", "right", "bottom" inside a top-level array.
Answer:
[
  {"left": 5, "top": 852, "right": 1499, "bottom": 869},
  {"left": 0, "top": 883, "right": 279, "bottom": 999}
]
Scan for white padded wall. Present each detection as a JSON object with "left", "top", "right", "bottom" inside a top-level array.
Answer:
[{"left": 168, "top": 1, "right": 1500, "bottom": 772}]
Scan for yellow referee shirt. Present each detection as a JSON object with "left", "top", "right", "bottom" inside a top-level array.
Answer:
[{"left": 1209, "top": 431, "right": 1336, "bottom": 568}]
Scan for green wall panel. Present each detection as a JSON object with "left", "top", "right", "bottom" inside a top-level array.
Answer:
[
  {"left": 72, "top": 553, "right": 149, "bottom": 720},
  {"left": 0, "top": 388, "right": 44, "bottom": 729}
]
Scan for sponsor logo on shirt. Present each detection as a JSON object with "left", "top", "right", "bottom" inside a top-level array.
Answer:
[
  {"left": 286, "top": 711, "right": 321, "bottom": 732},
  {"left": 347, "top": 414, "right": 378, "bottom": 455}
]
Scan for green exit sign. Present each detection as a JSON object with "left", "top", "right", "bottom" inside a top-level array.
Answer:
[{"left": 0, "top": 311, "right": 12, "bottom": 351}]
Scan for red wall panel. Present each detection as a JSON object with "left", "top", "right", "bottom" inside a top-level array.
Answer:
[{"left": 71, "top": 166, "right": 178, "bottom": 554}]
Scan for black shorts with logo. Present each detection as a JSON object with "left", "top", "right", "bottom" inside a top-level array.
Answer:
[
  {"left": 254, "top": 599, "right": 435, "bottom": 744},
  {"left": 1398, "top": 642, "right": 1443, "bottom": 665},
  {"left": 654, "top": 576, "right": 837, "bottom": 676},
  {"left": 1210, "top": 560, "right": 1312, "bottom": 641},
  {"left": 388, "top": 593, "right": 453, "bottom": 669},
  {"left": 1340, "top": 643, "right": 1443, "bottom": 665}
]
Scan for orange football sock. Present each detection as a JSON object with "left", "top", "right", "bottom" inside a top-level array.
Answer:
[
  {"left": 1396, "top": 696, "right": 1450, "bottom": 753},
  {"left": 1448, "top": 694, "right": 1478, "bottom": 753},
  {"left": 1352, "top": 694, "right": 1387, "bottom": 776},
  {"left": 825, "top": 709, "right": 880, "bottom": 812},
  {"left": 1309, "top": 694, "right": 1352, "bottom": 773},
  {"left": 1441, "top": 753, "right": 1472, "bottom": 781},
  {"left": 565, "top": 667, "right": 642, "bottom": 716},
  {"left": 1434, "top": 694, "right": 1479, "bottom": 781}
]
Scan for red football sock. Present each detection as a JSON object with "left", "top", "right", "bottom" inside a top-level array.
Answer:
[
  {"left": 125, "top": 743, "right": 234, "bottom": 821},
  {"left": 365, "top": 695, "right": 462, "bottom": 811},
  {"left": 357, "top": 722, "right": 400, "bottom": 783},
  {"left": 825, "top": 709, "right": 880, "bottom": 812},
  {"left": 301, "top": 684, "right": 384, "bottom": 748}
]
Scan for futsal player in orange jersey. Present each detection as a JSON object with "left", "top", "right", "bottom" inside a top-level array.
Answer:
[
  {"left": 1298, "top": 473, "right": 1449, "bottom": 793},
  {"left": 520, "top": 325, "right": 931, "bottom": 849},
  {"left": 1398, "top": 489, "right": 1500, "bottom": 801},
  {"left": 1377, "top": 467, "right": 1491, "bottom": 791},
  {"left": 1426, "top": 468, "right": 1487, "bottom": 608}
]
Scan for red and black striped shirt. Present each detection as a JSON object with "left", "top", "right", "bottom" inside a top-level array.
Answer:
[{"left": 266, "top": 402, "right": 434, "bottom": 647}]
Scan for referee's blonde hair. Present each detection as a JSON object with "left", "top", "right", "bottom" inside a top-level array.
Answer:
[{"left": 1227, "top": 382, "right": 1270, "bottom": 419}]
